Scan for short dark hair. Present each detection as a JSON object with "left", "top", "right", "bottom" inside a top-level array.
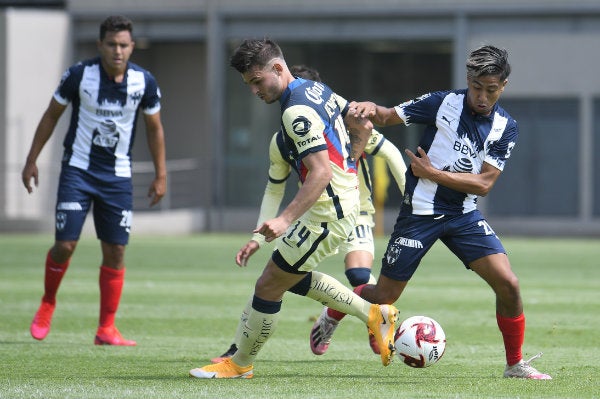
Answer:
[
  {"left": 99, "top": 15, "right": 133, "bottom": 41},
  {"left": 289, "top": 64, "right": 322, "bottom": 82},
  {"left": 229, "top": 38, "right": 284, "bottom": 73},
  {"left": 466, "top": 45, "right": 511, "bottom": 81}
]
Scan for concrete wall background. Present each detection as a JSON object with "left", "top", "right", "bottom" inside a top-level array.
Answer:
[
  {"left": 2, "top": 1, "right": 600, "bottom": 236},
  {"left": 1, "top": 9, "right": 69, "bottom": 231}
]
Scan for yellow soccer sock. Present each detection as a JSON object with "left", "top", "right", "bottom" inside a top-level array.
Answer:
[
  {"left": 232, "top": 297, "right": 253, "bottom": 347},
  {"left": 232, "top": 298, "right": 280, "bottom": 367},
  {"left": 304, "top": 271, "right": 372, "bottom": 323}
]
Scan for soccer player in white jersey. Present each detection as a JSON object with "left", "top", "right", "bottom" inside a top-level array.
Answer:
[
  {"left": 21, "top": 15, "right": 166, "bottom": 346},
  {"left": 318, "top": 45, "right": 551, "bottom": 379},
  {"left": 189, "top": 39, "right": 398, "bottom": 379},
  {"left": 209, "top": 65, "right": 407, "bottom": 363}
]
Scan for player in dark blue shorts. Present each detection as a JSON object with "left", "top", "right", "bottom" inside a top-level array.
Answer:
[
  {"left": 321, "top": 45, "right": 551, "bottom": 379},
  {"left": 382, "top": 210, "right": 505, "bottom": 281},
  {"left": 22, "top": 15, "right": 167, "bottom": 346},
  {"left": 55, "top": 166, "right": 133, "bottom": 244}
]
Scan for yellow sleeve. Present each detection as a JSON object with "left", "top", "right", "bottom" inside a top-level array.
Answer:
[
  {"left": 282, "top": 105, "right": 327, "bottom": 156},
  {"left": 251, "top": 133, "right": 291, "bottom": 245},
  {"left": 367, "top": 130, "right": 407, "bottom": 194}
]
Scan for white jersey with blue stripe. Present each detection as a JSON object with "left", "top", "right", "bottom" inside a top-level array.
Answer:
[
  {"left": 395, "top": 89, "right": 517, "bottom": 215},
  {"left": 54, "top": 57, "right": 161, "bottom": 178}
]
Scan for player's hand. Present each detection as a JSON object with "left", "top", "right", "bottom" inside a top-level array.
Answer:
[
  {"left": 254, "top": 217, "right": 290, "bottom": 243},
  {"left": 348, "top": 101, "right": 377, "bottom": 118},
  {"left": 405, "top": 147, "right": 434, "bottom": 178},
  {"left": 147, "top": 175, "right": 167, "bottom": 206},
  {"left": 235, "top": 240, "right": 260, "bottom": 267},
  {"left": 21, "top": 162, "right": 39, "bottom": 194}
]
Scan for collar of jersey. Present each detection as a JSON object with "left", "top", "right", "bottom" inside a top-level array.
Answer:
[{"left": 280, "top": 77, "right": 307, "bottom": 106}]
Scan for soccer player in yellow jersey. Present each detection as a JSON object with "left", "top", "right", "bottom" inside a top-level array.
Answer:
[
  {"left": 210, "top": 65, "right": 407, "bottom": 363},
  {"left": 189, "top": 39, "right": 398, "bottom": 379}
]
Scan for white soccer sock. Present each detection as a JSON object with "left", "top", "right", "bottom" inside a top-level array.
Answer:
[
  {"left": 231, "top": 306, "right": 279, "bottom": 367},
  {"left": 232, "top": 297, "right": 253, "bottom": 347},
  {"left": 368, "top": 273, "right": 377, "bottom": 285},
  {"left": 304, "top": 271, "right": 372, "bottom": 323}
]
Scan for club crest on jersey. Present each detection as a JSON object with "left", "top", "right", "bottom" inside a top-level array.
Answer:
[
  {"left": 129, "top": 90, "right": 143, "bottom": 104},
  {"left": 292, "top": 116, "right": 312, "bottom": 136}
]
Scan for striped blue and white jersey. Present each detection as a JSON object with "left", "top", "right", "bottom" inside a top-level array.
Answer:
[
  {"left": 54, "top": 56, "right": 161, "bottom": 178},
  {"left": 395, "top": 89, "right": 518, "bottom": 216}
]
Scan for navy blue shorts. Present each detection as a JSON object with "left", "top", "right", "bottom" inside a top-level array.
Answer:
[
  {"left": 54, "top": 165, "right": 133, "bottom": 245},
  {"left": 380, "top": 210, "right": 505, "bottom": 281}
]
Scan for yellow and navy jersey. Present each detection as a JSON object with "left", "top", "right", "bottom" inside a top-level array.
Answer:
[
  {"left": 278, "top": 78, "right": 358, "bottom": 222},
  {"left": 251, "top": 127, "right": 407, "bottom": 244}
]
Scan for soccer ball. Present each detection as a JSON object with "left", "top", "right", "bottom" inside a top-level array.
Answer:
[{"left": 394, "top": 315, "right": 446, "bottom": 368}]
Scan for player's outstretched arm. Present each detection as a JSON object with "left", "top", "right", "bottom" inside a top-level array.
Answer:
[{"left": 348, "top": 101, "right": 404, "bottom": 127}]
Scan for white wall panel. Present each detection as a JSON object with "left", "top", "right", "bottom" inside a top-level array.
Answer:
[{"left": 4, "top": 9, "right": 69, "bottom": 220}]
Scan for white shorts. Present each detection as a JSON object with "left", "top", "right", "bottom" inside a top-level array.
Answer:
[
  {"left": 337, "top": 213, "right": 375, "bottom": 257},
  {"left": 271, "top": 206, "right": 358, "bottom": 273}
]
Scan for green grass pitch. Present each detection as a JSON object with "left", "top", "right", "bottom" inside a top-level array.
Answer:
[{"left": 1, "top": 233, "right": 599, "bottom": 398}]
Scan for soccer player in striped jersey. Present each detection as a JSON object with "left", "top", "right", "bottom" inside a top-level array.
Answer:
[
  {"left": 22, "top": 15, "right": 166, "bottom": 346},
  {"left": 324, "top": 45, "right": 551, "bottom": 379},
  {"left": 210, "top": 65, "right": 407, "bottom": 363},
  {"left": 190, "top": 39, "right": 398, "bottom": 379}
]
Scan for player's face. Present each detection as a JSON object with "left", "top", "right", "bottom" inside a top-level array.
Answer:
[
  {"left": 97, "top": 30, "right": 135, "bottom": 76},
  {"left": 241, "top": 62, "right": 284, "bottom": 104},
  {"left": 466, "top": 74, "right": 507, "bottom": 116}
]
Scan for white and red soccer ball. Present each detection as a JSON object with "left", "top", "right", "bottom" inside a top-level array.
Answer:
[{"left": 394, "top": 315, "right": 446, "bottom": 368}]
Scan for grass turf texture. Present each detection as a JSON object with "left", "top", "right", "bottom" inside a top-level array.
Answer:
[{"left": 1, "top": 233, "right": 598, "bottom": 399}]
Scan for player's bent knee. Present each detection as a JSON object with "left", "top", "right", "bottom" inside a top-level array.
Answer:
[{"left": 52, "top": 241, "right": 77, "bottom": 260}]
